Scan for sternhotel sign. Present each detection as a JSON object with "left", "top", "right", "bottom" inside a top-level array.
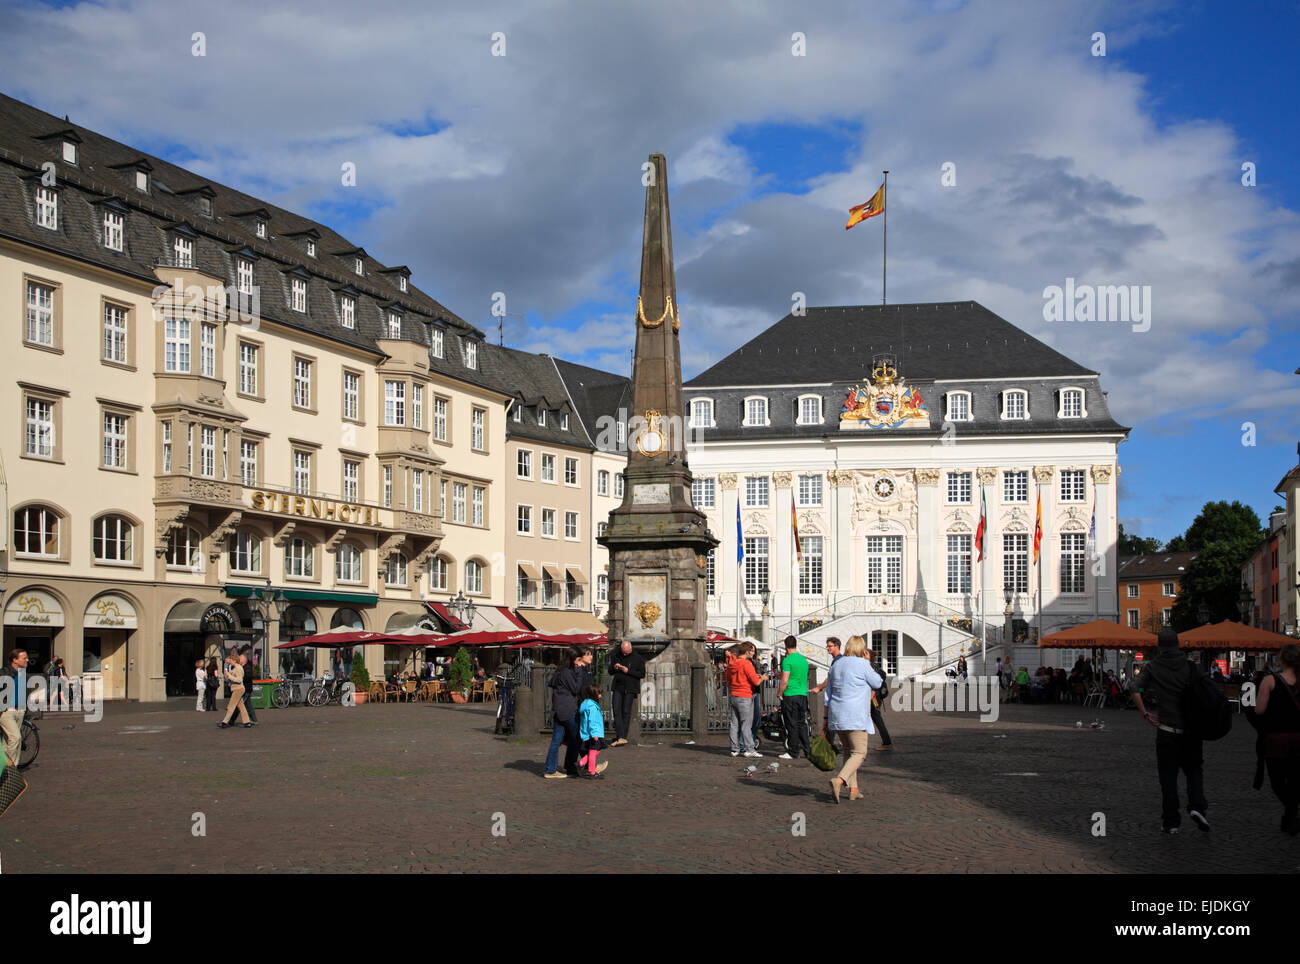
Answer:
[{"left": 249, "top": 491, "right": 386, "bottom": 527}]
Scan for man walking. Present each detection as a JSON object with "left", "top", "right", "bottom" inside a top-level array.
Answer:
[
  {"left": 810, "top": 637, "right": 843, "bottom": 752},
  {"left": 867, "top": 648, "right": 894, "bottom": 750},
  {"left": 1, "top": 649, "right": 28, "bottom": 768},
  {"left": 608, "top": 640, "right": 645, "bottom": 747},
  {"left": 218, "top": 651, "right": 253, "bottom": 729},
  {"left": 775, "top": 636, "right": 811, "bottom": 760},
  {"left": 1130, "top": 628, "right": 1209, "bottom": 834},
  {"left": 238, "top": 649, "right": 259, "bottom": 725}
]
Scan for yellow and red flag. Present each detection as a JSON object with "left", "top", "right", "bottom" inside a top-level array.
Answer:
[
  {"left": 792, "top": 502, "right": 802, "bottom": 563},
  {"left": 846, "top": 182, "right": 885, "bottom": 230},
  {"left": 1033, "top": 489, "right": 1043, "bottom": 564}
]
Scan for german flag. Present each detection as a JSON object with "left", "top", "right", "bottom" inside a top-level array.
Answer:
[
  {"left": 846, "top": 182, "right": 885, "bottom": 230},
  {"left": 1033, "top": 489, "right": 1043, "bottom": 564}
]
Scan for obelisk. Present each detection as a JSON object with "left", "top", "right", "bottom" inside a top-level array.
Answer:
[{"left": 597, "top": 153, "right": 718, "bottom": 669}]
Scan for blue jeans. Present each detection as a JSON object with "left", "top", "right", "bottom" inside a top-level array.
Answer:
[
  {"left": 729, "top": 696, "right": 756, "bottom": 753},
  {"left": 545, "top": 715, "right": 579, "bottom": 774}
]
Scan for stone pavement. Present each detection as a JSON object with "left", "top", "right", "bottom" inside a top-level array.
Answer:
[{"left": 4, "top": 696, "right": 1298, "bottom": 874}]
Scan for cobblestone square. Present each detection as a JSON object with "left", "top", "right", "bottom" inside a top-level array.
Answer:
[{"left": 4, "top": 697, "right": 1296, "bottom": 875}]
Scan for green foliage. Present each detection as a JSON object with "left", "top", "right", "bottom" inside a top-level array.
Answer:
[
  {"left": 1163, "top": 535, "right": 1190, "bottom": 552},
  {"left": 1181, "top": 500, "right": 1263, "bottom": 552},
  {"left": 448, "top": 647, "right": 473, "bottom": 693},
  {"left": 1169, "top": 500, "right": 1264, "bottom": 631},
  {"left": 350, "top": 650, "right": 370, "bottom": 690},
  {"left": 1118, "top": 522, "right": 1162, "bottom": 556}
]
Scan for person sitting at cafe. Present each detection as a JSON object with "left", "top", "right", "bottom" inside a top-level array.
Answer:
[{"left": 1013, "top": 666, "right": 1031, "bottom": 702}]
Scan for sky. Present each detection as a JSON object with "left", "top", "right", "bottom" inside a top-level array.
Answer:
[{"left": 1, "top": 0, "right": 1297, "bottom": 545}]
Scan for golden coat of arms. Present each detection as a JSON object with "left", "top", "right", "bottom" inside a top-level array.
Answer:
[
  {"left": 633, "top": 600, "right": 661, "bottom": 628},
  {"left": 839, "top": 358, "right": 929, "bottom": 429}
]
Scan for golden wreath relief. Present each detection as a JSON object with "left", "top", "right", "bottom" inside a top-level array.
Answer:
[{"left": 634, "top": 600, "right": 662, "bottom": 628}]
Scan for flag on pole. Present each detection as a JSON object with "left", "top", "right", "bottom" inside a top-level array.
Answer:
[
  {"left": 975, "top": 485, "right": 987, "bottom": 562},
  {"left": 736, "top": 502, "right": 744, "bottom": 564},
  {"left": 1087, "top": 501, "right": 1096, "bottom": 557},
  {"left": 791, "top": 502, "right": 802, "bottom": 563},
  {"left": 845, "top": 182, "right": 885, "bottom": 230},
  {"left": 1033, "top": 489, "right": 1043, "bottom": 564}
]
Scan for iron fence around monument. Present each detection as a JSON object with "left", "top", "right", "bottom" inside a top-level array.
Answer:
[{"left": 537, "top": 664, "right": 727, "bottom": 733}]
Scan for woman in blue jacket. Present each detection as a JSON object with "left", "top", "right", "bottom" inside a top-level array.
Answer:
[{"left": 825, "top": 635, "right": 883, "bottom": 803}]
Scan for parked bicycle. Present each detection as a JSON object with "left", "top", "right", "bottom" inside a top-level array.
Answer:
[
  {"left": 18, "top": 706, "right": 42, "bottom": 770},
  {"left": 306, "top": 675, "right": 351, "bottom": 707},
  {"left": 494, "top": 673, "right": 517, "bottom": 735}
]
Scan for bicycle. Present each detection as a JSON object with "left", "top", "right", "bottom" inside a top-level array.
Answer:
[
  {"left": 306, "top": 675, "right": 350, "bottom": 707},
  {"left": 494, "top": 674, "right": 517, "bottom": 735},
  {"left": 18, "top": 706, "right": 42, "bottom": 770}
]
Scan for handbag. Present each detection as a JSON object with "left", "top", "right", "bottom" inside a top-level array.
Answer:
[{"left": 808, "top": 734, "right": 837, "bottom": 771}]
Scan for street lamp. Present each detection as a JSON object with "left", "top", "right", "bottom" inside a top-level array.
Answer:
[
  {"left": 446, "top": 590, "right": 477, "bottom": 629},
  {"left": 252, "top": 578, "right": 288, "bottom": 674}
]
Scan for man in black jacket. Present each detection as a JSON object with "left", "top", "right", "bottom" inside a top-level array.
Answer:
[
  {"left": 608, "top": 641, "right": 645, "bottom": 747},
  {"left": 544, "top": 647, "right": 593, "bottom": 778}
]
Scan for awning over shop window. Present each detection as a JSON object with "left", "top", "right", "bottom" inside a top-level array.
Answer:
[
  {"left": 516, "top": 608, "right": 608, "bottom": 635},
  {"left": 542, "top": 564, "right": 563, "bottom": 581},
  {"left": 565, "top": 567, "right": 587, "bottom": 585},
  {"left": 84, "top": 593, "right": 138, "bottom": 630},
  {"left": 386, "top": 610, "right": 437, "bottom": 632},
  {"left": 517, "top": 562, "right": 541, "bottom": 581},
  {"left": 224, "top": 584, "right": 378, "bottom": 606},
  {"left": 4, "top": 588, "right": 65, "bottom": 628},
  {"left": 164, "top": 601, "right": 242, "bottom": 634}
]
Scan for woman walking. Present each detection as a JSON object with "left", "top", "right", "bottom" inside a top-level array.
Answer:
[
  {"left": 1257, "top": 643, "right": 1300, "bottom": 834},
  {"left": 194, "top": 659, "right": 207, "bottom": 711},
  {"left": 726, "top": 643, "right": 767, "bottom": 758},
  {"left": 203, "top": 657, "right": 219, "bottom": 712},
  {"left": 544, "top": 646, "right": 592, "bottom": 779},
  {"left": 825, "top": 635, "right": 883, "bottom": 803}
]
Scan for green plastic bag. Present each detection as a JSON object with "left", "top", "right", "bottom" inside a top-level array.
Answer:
[{"left": 809, "top": 735, "right": 837, "bottom": 771}]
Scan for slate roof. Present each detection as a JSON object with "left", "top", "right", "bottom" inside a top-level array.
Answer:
[
  {"left": 493, "top": 346, "right": 593, "bottom": 450},
  {"left": 552, "top": 358, "right": 631, "bottom": 448},
  {"left": 1118, "top": 553, "right": 1199, "bottom": 580},
  {"left": 0, "top": 92, "right": 480, "bottom": 359}
]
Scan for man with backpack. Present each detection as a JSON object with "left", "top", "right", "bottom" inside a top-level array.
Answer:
[
  {"left": 867, "top": 648, "right": 893, "bottom": 750},
  {"left": 1129, "top": 628, "right": 1212, "bottom": 834}
]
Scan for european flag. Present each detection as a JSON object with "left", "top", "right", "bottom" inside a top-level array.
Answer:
[{"left": 736, "top": 502, "right": 744, "bottom": 564}]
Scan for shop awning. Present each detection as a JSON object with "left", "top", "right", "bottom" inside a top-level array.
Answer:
[
  {"left": 565, "top": 567, "right": 587, "bottom": 585},
  {"left": 517, "top": 562, "right": 541, "bottom": 581},
  {"left": 516, "top": 608, "right": 608, "bottom": 635},
  {"left": 1177, "top": 620, "right": 1295, "bottom": 652},
  {"left": 224, "top": 584, "right": 379, "bottom": 606},
  {"left": 1039, "top": 619, "right": 1157, "bottom": 649},
  {"left": 386, "top": 610, "right": 437, "bottom": 632},
  {"left": 164, "top": 601, "right": 243, "bottom": 634},
  {"left": 542, "top": 564, "right": 563, "bottom": 582}
]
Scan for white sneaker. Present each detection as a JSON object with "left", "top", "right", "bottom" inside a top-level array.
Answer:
[
  {"left": 743, "top": 750, "right": 763, "bottom": 758},
  {"left": 730, "top": 751, "right": 740, "bottom": 757},
  {"left": 778, "top": 753, "right": 794, "bottom": 760}
]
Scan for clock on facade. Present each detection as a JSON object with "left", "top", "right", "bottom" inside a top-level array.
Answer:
[
  {"left": 874, "top": 476, "right": 895, "bottom": 499},
  {"left": 635, "top": 409, "right": 666, "bottom": 457}
]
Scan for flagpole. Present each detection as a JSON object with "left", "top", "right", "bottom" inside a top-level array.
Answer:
[
  {"left": 882, "top": 170, "right": 889, "bottom": 306},
  {"left": 1036, "top": 481, "right": 1043, "bottom": 646},
  {"left": 980, "top": 485, "right": 987, "bottom": 676}
]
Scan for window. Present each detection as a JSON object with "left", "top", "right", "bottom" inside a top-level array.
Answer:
[
  {"left": 285, "top": 538, "right": 314, "bottom": 578},
  {"left": 471, "top": 408, "right": 485, "bottom": 450},
  {"left": 26, "top": 280, "right": 57, "bottom": 347},
  {"left": 135, "top": 170, "right": 148, "bottom": 192},
  {"left": 229, "top": 530, "right": 261, "bottom": 574},
  {"left": 541, "top": 508, "right": 556, "bottom": 538},
  {"left": 1003, "top": 533, "right": 1028, "bottom": 594},
  {"left": 1060, "top": 532, "right": 1086, "bottom": 594},
  {"left": 692, "top": 477, "right": 715, "bottom": 508},
  {"left": 616, "top": 420, "right": 625, "bottom": 448},
  {"left": 383, "top": 466, "right": 393, "bottom": 508},
  {"left": 232, "top": 259, "right": 252, "bottom": 298},
  {"left": 307, "top": 240, "right": 316, "bottom": 258},
  {"left": 63, "top": 140, "right": 77, "bottom": 164},
  {"left": 399, "top": 275, "right": 408, "bottom": 293},
  {"left": 240, "top": 439, "right": 257, "bottom": 487},
  {"left": 162, "top": 421, "right": 172, "bottom": 473},
  {"left": 541, "top": 453, "right": 555, "bottom": 483},
  {"left": 947, "top": 534, "right": 972, "bottom": 594},
  {"left": 255, "top": 220, "right": 267, "bottom": 239},
  {"left": 561, "top": 413, "right": 569, "bottom": 430},
  {"left": 704, "top": 551, "right": 715, "bottom": 597},
  {"left": 452, "top": 482, "right": 467, "bottom": 524},
  {"left": 690, "top": 399, "right": 714, "bottom": 428},
  {"left": 412, "top": 385, "right": 423, "bottom": 430},
  {"left": 565, "top": 511, "right": 579, "bottom": 540},
  {"left": 866, "top": 535, "right": 903, "bottom": 594},
  {"left": 472, "top": 487, "right": 484, "bottom": 526},
  {"left": 542, "top": 572, "right": 558, "bottom": 608},
  {"left": 386, "top": 553, "right": 409, "bottom": 588},
  {"left": 1002, "top": 390, "right": 1028, "bottom": 420},
  {"left": 341, "top": 296, "right": 355, "bottom": 329},
  {"left": 1162, "top": 581, "right": 1175, "bottom": 598},
  {"left": 517, "top": 568, "right": 535, "bottom": 606},
  {"left": 465, "top": 341, "right": 477, "bottom": 369},
  {"left": 343, "top": 460, "right": 359, "bottom": 502},
  {"left": 342, "top": 371, "right": 360, "bottom": 420},
  {"left": 538, "top": 409, "right": 548, "bottom": 427},
  {"left": 947, "top": 472, "right": 972, "bottom": 504},
  {"left": 14, "top": 506, "right": 60, "bottom": 557},
  {"left": 429, "top": 557, "right": 449, "bottom": 591},
  {"left": 1003, "top": 470, "right": 1028, "bottom": 503},
  {"left": 336, "top": 544, "right": 362, "bottom": 583},
  {"left": 293, "top": 358, "right": 312, "bottom": 409},
  {"left": 355, "top": 256, "right": 364, "bottom": 276},
  {"left": 744, "top": 476, "right": 769, "bottom": 507},
  {"left": 384, "top": 380, "right": 406, "bottom": 426},
  {"left": 293, "top": 451, "right": 311, "bottom": 494},
  {"left": 1162, "top": 608, "right": 1173, "bottom": 626},
  {"left": 597, "top": 522, "right": 607, "bottom": 536},
  {"left": 946, "top": 392, "right": 971, "bottom": 421},
  {"left": 199, "top": 426, "right": 216, "bottom": 478},
  {"left": 614, "top": 473, "right": 625, "bottom": 498},
  {"left": 173, "top": 235, "right": 193, "bottom": 268},
  {"left": 798, "top": 396, "right": 822, "bottom": 425},
  {"left": 199, "top": 323, "right": 216, "bottom": 377},
  {"left": 231, "top": 342, "right": 256, "bottom": 396},
  {"left": 291, "top": 278, "right": 307, "bottom": 312},
  {"left": 387, "top": 311, "right": 402, "bottom": 339},
  {"left": 743, "top": 536, "right": 769, "bottom": 595},
  {"left": 598, "top": 470, "right": 610, "bottom": 497},
  {"left": 465, "top": 560, "right": 484, "bottom": 594},
  {"left": 412, "top": 470, "right": 424, "bottom": 513},
  {"left": 799, "top": 536, "right": 824, "bottom": 595},
  {"left": 517, "top": 504, "right": 532, "bottom": 534},
  {"left": 440, "top": 480, "right": 446, "bottom": 517},
  {"left": 516, "top": 449, "right": 532, "bottom": 479},
  {"left": 1060, "top": 469, "right": 1086, "bottom": 503},
  {"left": 103, "top": 413, "right": 129, "bottom": 470},
  {"left": 103, "top": 211, "right": 124, "bottom": 251},
  {"left": 166, "top": 526, "right": 202, "bottom": 570},
  {"left": 744, "top": 397, "right": 769, "bottom": 426},
  {"left": 797, "top": 474, "right": 822, "bottom": 506},
  {"left": 433, "top": 397, "right": 448, "bottom": 441},
  {"left": 597, "top": 573, "right": 610, "bottom": 604},
  {"left": 564, "top": 457, "right": 578, "bottom": 486},
  {"left": 25, "top": 397, "right": 55, "bottom": 458},
  {"left": 1127, "top": 609, "right": 1140, "bottom": 629},
  {"left": 431, "top": 328, "right": 443, "bottom": 358},
  {"left": 1060, "top": 388, "right": 1085, "bottom": 418},
  {"left": 36, "top": 186, "right": 58, "bottom": 230},
  {"left": 93, "top": 515, "right": 134, "bottom": 564},
  {"left": 565, "top": 575, "right": 581, "bottom": 608},
  {"left": 1126, "top": 584, "right": 1139, "bottom": 599}
]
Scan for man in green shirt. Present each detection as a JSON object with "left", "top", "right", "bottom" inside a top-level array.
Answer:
[{"left": 776, "top": 636, "right": 811, "bottom": 760}]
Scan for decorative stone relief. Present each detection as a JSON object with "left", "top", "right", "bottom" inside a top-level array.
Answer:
[
  {"left": 977, "top": 466, "right": 997, "bottom": 485},
  {"left": 773, "top": 472, "right": 792, "bottom": 488},
  {"left": 154, "top": 505, "right": 190, "bottom": 556},
  {"left": 1034, "top": 465, "right": 1055, "bottom": 483},
  {"left": 208, "top": 510, "right": 243, "bottom": 561},
  {"left": 718, "top": 473, "right": 738, "bottom": 489},
  {"left": 1091, "top": 464, "right": 1113, "bottom": 484},
  {"left": 325, "top": 528, "right": 348, "bottom": 551},
  {"left": 916, "top": 468, "right": 940, "bottom": 486}
]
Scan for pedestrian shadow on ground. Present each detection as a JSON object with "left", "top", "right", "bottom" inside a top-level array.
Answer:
[
  {"left": 672, "top": 742, "right": 752, "bottom": 756},
  {"left": 503, "top": 759, "right": 549, "bottom": 776}
]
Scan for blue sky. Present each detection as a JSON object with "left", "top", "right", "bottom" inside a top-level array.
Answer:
[{"left": 1, "top": 0, "right": 1296, "bottom": 544}]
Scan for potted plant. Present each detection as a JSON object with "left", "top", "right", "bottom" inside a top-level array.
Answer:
[
  {"left": 448, "top": 647, "right": 473, "bottom": 703},
  {"left": 350, "top": 650, "right": 370, "bottom": 704}
]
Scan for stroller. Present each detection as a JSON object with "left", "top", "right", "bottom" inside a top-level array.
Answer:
[{"left": 759, "top": 708, "right": 786, "bottom": 745}]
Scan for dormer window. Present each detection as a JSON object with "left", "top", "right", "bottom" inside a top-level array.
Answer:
[
  {"left": 173, "top": 235, "right": 193, "bottom": 268},
  {"left": 512, "top": 404, "right": 522, "bottom": 423},
  {"left": 307, "top": 240, "right": 316, "bottom": 258},
  {"left": 198, "top": 196, "right": 212, "bottom": 217},
  {"left": 1001, "top": 389, "right": 1028, "bottom": 420},
  {"left": 538, "top": 409, "right": 547, "bottom": 427},
  {"left": 743, "top": 396, "right": 769, "bottom": 427},
  {"left": 946, "top": 391, "right": 972, "bottom": 421},
  {"left": 355, "top": 257, "right": 364, "bottom": 276},
  {"left": 1059, "top": 388, "right": 1086, "bottom": 419},
  {"left": 135, "top": 170, "right": 148, "bottom": 192},
  {"left": 431, "top": 328, "right": 444, "bottom": 358},
  {"left": 399, "top": 275, "right": 408, "bottom": 293},
  {"left": 291, "top": 278, "right": 307, "bottom": 312},
  {"left": 103, "top": 210, "right": 124, "bottom": 251},
  {"left": 796, "top": 394, "right": 822, "bottom": 425},
  {"left": 237, "top": 259, "right": 255, "bottom": 295},
  {"left": 387, "top": 311, "right": 402, "bottom": 339},
  {"left": 35, "top": 186, "right": 58, "bottom": 230},
  {"left": 255, "top": 219, "right": 267, "bottom": 239},
  {"left": 561, "top": 413, "right": 569, "bottom": 430},
  {"left": 465, "top": 340, "right": 478, "bottom": 370},
  {"left": 690, "top": 398, "right": 715, "bottom": 428},
  {"left": 62, "top": 141, "right": 77, "bottom": 164},
  {"left": 341, "top": 295, "right": 355, "bottom": 329}
]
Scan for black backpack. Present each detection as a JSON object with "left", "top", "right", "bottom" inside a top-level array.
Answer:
[{"left": 1181, "top": 663, "right": 1232, "bottom": 741}]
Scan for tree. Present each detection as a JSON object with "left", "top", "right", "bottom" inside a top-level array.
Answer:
[
  {"left": 448, "top": 647, "right": 473, "bottom": 695},
  {"left": 1117, "top": 522, "right": 1162, "bottom": 557},
  {"left": 1169, "top": 501, "right": 1264, "bottom": 631},
  {"left": 1163, "top": 535, "right": 1190, "bottom": 552},
  {"left": 1181, "top": 500, "right": 1263, "bottom": 552}
]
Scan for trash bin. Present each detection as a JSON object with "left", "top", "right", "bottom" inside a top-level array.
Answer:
[{"left": 249, "top": 679, "right": 278, "bottom": 710}]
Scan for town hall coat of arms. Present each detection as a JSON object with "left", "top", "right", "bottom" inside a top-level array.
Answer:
[{"left": 839, "top": 358, "right": 929, "bottom": 429}]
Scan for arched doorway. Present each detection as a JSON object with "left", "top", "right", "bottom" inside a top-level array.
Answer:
[{"left": 163, "top": 602, "right": 247, "bottom": 697}]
